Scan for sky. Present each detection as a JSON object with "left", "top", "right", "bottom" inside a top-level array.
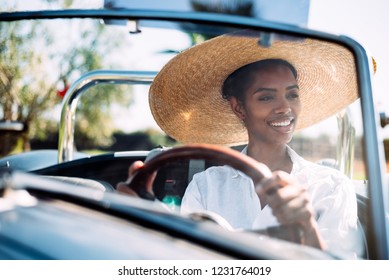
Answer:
[{"left": 309, "top": 0, "right": 389, "bottom": 134}]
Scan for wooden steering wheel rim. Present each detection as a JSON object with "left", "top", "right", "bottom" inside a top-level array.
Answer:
[{"left": 126, "top": 143, "right": 272, "bottom": 199}]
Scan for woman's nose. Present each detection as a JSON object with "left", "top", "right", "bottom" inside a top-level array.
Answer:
[{"left": 274, "top": 99, "right": 292, "bottom": 114}]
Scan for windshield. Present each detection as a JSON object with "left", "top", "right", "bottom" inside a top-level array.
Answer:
[
  {"left": 0, "top": 14, "right": 365, "bottom": 172},
  {"left": 0, "top": 6, "right": 371, "bottom": 261}
]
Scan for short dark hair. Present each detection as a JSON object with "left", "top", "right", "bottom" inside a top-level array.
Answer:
[{"left": 221, "top": 58, "right": 297, "bottom": 101}]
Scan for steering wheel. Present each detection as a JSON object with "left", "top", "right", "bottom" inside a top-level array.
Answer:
[
  {"left": 124, "top": 143, "right": 304, "bottom": 244},
  {"left": 126, "top": 143, "right": 272, "bottom": 199}
]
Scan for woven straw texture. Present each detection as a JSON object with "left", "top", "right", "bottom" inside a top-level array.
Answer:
[{"left": 149, "top": 31, "right": 358, "bottom": 145}]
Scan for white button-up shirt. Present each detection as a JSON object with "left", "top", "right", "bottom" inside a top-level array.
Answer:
[{"left": 181, "top": 146, "right": 365, "bottom": 259}]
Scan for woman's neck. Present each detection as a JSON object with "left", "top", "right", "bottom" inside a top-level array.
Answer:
[{"left": 246, "top": 142, "right": 292, "bottom": 173}]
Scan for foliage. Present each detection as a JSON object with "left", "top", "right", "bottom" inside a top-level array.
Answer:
[
  {"left": 0, "top": 15, "right": 133, "bottom": 157},
  {"left": 59, "top": 23, "right": 133, "bottom": 148},
  {"left": 0, "top": 20, "right": 59, "bottom": 155},
  {"left": 74, "top": 129, "right": 177, "bottom": 152}
]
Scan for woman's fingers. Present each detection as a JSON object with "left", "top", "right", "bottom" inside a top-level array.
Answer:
[
  {"left": 127, "top": 160, "right": 145, "bottom": 180},
  {"left": 271, "top": 194, "right": 312, "bottom": 225},
  {"left": 116, "top": 182, "right": 138, "bottom": 196},
  {"left": 256, "top": 170, "right": 313, "bottom": 226},
  {"left": 116, "top": 161, "right": 145, "bottom": 197}
]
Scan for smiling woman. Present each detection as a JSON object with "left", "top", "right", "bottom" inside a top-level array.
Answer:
[{"left": 115, "top": 29, "right": 367, "bottom": 258}]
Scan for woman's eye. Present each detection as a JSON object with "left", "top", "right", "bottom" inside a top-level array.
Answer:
[
  {"left": 288, "top": 92, "right": 300, "bottom": 99},
  {"left": 259, "top": 96, "right": 273, "bottom": 101}
]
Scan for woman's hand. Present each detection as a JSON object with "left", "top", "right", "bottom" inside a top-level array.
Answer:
[
  {"left": 116, "top": 160, "right": 146, "bottom": 197},
  {"left": 257, "top": 171, "right": 326, "bottom": 250}
]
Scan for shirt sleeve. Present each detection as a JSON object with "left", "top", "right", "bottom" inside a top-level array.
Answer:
[
  {"left": 180, "top": 173, "right": 205, "bottom": 215},
  {"left": 311, "top": 172, "right": 365, "bottom": 259}
]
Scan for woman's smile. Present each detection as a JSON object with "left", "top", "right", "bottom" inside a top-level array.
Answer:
[{"left": 267, "top": 116, "right": 296, "bottom": 133}]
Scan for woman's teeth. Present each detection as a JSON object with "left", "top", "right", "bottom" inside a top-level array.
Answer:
[{"left": 271, "top": 120, "right": 291, "bottom": 127}]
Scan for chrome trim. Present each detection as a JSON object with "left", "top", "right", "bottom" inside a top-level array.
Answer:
[
  {"left": 58, "top": 70, "right": 157, "bottom": 163},
  {"left": 114, "top": 151, "right": 150, "bottom": 157}
]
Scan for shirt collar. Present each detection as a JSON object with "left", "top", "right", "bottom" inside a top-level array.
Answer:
[
  {"left": 229, "top": 146, "right": 248, "bottom": 178},
  {"left": 231, "top": 145, "right": 303, "bottom": 177}
]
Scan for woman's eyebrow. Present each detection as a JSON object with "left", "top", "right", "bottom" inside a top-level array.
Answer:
[
  {"left": 287, "top": 84, "right": 300, "bottom": 90},
  {"left": 253, "top": 84, "right": 299, "bottom": 94},
  {"left": 253, "top": 87, "right": 276, "bottom": 94}
]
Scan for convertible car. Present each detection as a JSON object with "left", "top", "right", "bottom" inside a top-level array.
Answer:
[{"left": 0, "top": 2, "right": 388, "bottom": 260}]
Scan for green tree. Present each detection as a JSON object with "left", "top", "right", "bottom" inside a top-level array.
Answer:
[
  {"left": 55, "top": 21, "right": 133, "bottom": 149},
  {"left": 0, "top": 13, "right": 132, "bottom": 157},
  {"left": 0, "top": 20, "right": 60, "bottom": 155}
]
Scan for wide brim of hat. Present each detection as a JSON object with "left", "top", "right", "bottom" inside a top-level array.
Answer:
[{"left": 149, "top": 31, "right": 358, "bottom": 145}]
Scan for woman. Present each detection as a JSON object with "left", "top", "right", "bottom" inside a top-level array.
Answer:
[
  {"left": 179, "top": 58, "right": 361, "bottom": 256},
  {"left": 118, "top": 32, "right": 364, "bottom": 258}
]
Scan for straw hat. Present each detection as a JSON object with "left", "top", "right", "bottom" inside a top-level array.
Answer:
[{"left": 149, "top": 30, "right": 359, "bottom": 145}]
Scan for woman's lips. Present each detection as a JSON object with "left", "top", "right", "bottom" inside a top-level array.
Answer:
[{"left": 268, "top": 117, "right": 295, "bottom": 132}]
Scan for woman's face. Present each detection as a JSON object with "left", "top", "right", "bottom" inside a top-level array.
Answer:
[{"left": 230, "top": 64, "right": 301, "bottom": 145}]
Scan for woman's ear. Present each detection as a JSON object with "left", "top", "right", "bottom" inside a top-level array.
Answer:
[{"left": 229, "top": 96, "right": 246, "bottom": 121}]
